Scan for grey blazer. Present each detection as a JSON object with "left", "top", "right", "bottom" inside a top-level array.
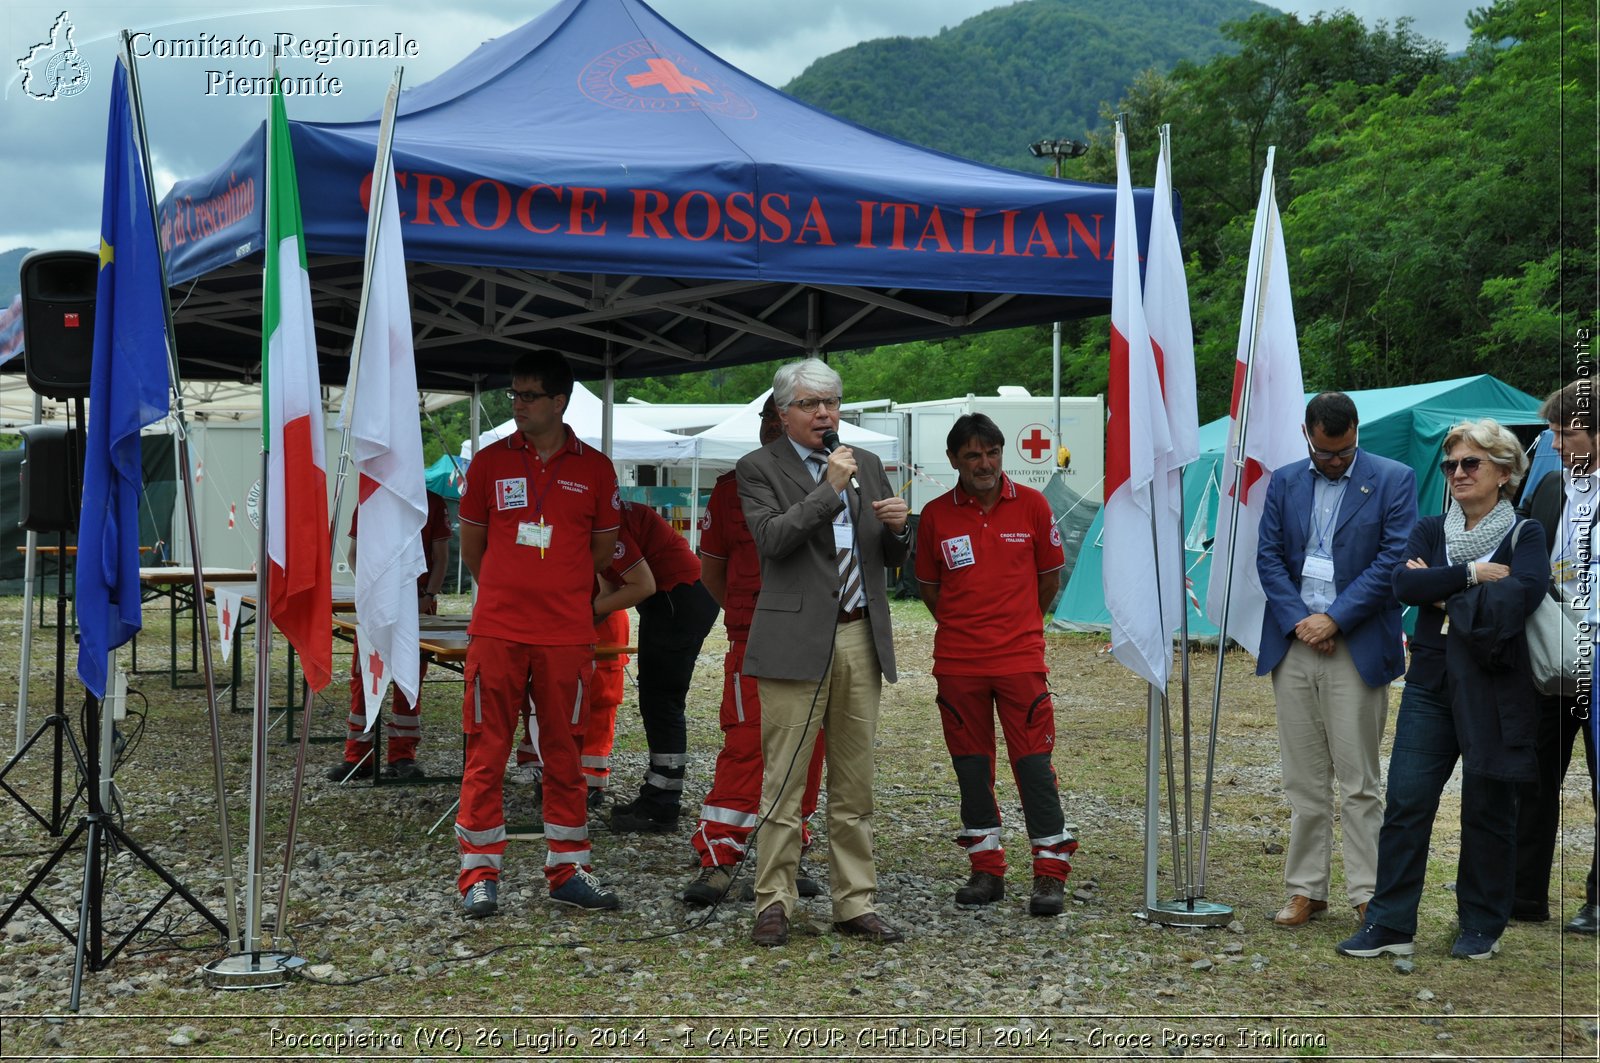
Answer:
[{"left": 737, "top": 436, "right": 907, "bottom": 682}]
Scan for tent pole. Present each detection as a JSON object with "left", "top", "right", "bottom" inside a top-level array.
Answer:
[
  {"left": 1053, "top": 321, "right": 1062, "bottom": 456},
  {"left": 602, "top": 362, "right": 615, "bottom": 458},
  {"left": 688, "top": 457, "right": 700, "bottom": 552}
]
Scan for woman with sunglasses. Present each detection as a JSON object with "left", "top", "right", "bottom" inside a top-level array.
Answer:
[{"left": 1338, "top": 418, "right": 1547, "bottom": 963}]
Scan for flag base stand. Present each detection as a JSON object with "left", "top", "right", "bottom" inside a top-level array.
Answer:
[
  {"left": 1140, "top": 899, "right": 1233, "bottom": 927},
  {"left": 202, "top": 950, "right": 306, "bottom": 990}
]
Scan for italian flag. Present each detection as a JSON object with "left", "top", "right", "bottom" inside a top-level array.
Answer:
[{"left": 263, "top": 82, "right": 331, "bottom": 691}]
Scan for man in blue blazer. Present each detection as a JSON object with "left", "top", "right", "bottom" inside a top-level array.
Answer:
[{"left": 1256, "top": 392, "right": 1417, "bottom": 928}]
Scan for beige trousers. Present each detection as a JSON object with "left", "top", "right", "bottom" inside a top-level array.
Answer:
[
  {"left": 755, "top": 619, "right": 882, "bottom": 922},
  {"left": 1271, "top": 637, "right": 1390, "bottom": 907}
]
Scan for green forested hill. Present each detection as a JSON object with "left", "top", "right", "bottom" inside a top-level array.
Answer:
[{"left": 782, "top": 0, "right": 1270, "bottom": 173}]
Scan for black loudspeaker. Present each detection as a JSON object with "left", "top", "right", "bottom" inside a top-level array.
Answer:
[
  {"left": 20, "top": 249, "right": 98, "bottom": 400},
  {"left": 19, "top": 424, "right": 83, "bottom": 533}
]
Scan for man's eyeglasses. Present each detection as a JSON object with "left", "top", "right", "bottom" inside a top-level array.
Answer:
[
  {"left": 789, "top": 396, "right": 842, "bottom": 413},
  {"left": 506, "top": 389, "right": 553, "bottom": 404},
  {"left": 1304, "top": 427, "right": 1358, "bottom": 461},
  {"left": 1440, "top": 456, "right": 1488, "bottom": 476}
]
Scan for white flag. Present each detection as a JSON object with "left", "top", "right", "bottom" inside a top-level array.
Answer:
[
  {"left": 344, "top": 118, "right": 426, "bottom": 729},
  {"left": 1144, "top": 128, "right": 1199, "bottom": 643},
  {"left": 1102, "top": 124, "right": 1175, "bottom": 690},
  {"left": 1205, "top": 151, "right": 1306, "bottom": 656}
]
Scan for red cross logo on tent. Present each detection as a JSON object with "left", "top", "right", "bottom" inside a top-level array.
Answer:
[
  {"left": 627, "top": 58, "right": 709, "bottom": 96},
  {"left": 1018, "top": 424, "right": 1053, "bottom": 464},
  {"left": 367, "top": 648, "right": 385, "bottom": 695}
]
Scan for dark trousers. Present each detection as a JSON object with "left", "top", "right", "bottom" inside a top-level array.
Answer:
[
  {"left": 1366, "top": 682, "right": 1521, "bottom": 938},
  {"left": 1514, "top": 692, "right": 1598, "bottom": 916},
  {"left": 632, "top": 579, "right": 718, "bottom": 807}
]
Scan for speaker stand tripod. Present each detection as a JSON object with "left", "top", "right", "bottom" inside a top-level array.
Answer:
[{"left": 0, "top": 679, "right": 229, "bottom": 1010}]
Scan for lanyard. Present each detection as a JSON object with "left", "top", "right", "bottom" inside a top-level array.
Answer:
[
  {"left": 517, "top": 441, "right": 570, "bottom": 558},
  {"left": 1310, "top": 476, "right": 1348, "bottom": 553}
]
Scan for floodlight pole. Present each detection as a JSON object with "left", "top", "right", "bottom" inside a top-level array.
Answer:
[{"left": 1029, "top": 136, "right": 1088, "bottom": 458}]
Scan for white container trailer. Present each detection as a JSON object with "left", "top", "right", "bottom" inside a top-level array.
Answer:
[{"left": 862, "top": 389, "right": 1104, "bottom": 514}]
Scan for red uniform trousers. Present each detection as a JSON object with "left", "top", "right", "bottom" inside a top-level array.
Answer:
[
  {"left": 457, "top": 636, "right": 594, "bottom": 892},
  {"left": 581, "top": 612, "right": 631, "bottom": 793},
  {"left": 344, "top": 637, "right": 428, "bottom": 765},
  {"left": 936, "top": 672, "right": 1075, "bottom": 880},
  {"left": 691, "top": 641, "right": 825, "bottom": 868}
]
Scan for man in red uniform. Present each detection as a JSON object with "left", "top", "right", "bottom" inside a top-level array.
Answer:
[
  {"left": 454, "top": 352, "right": 622, "bottom": 918},
  {"left": 915, "top": 413, "right": 1075, "bottom": 917},
  {"left": 327, "top": 490, "right": 452, "bottom": 782},
  {"left": 683, "top": 397, "right": 825, "bottom": 905},
  {"left": 607, "top": 500, "right": 719, "bottom": 833}
]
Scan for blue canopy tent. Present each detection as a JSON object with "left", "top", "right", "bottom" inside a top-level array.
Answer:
[
  {"left": 1053, "top": 375, "right": 1545, "bottom": 639},
  {"left": 156, "top": 0, "right": 1155, "bottom": 389}
]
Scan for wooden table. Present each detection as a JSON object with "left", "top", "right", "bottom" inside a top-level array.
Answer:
[
  {"left": 16, "top": 544, "right": 154, "bottom": 628},
  {"left": 133, "top": 566, "right": 255, "bottom": 688},
  {"left": 209, "top": 582, "right": 356, "bottom": 720}
]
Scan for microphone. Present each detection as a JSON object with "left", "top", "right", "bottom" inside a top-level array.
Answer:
[{"left": 820, "top": 429, "right": 860, "bottom": 492}]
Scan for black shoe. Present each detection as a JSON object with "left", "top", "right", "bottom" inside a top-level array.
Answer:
[
  {"left": 325, "top": 758, "right": 374, "bottom": 782},
  {"left": 1565, "top": 903, "right": 1600, "bottom": 934},
  {"left": 587, "top": 788, "right": 605, "bottom": 811},
  {"left": 1029, "top": 875, "right": 1065, "bottom": 917},
  {"left": 955, "top": 871, "right": 1005, "bottom": 906},
  {"left": 383, "top": 759, "right": 424, "bottom": 781},
  {"left": 796, "top": 863, "right": 824, "bottom": 898},
  {"left": 610, "top": 799, "right": 680, "bottom": 834},
  {"left": 684, "top": 864, "right": 738, "bottom": 907}
]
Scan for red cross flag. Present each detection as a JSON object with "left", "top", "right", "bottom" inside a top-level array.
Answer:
[
  {"left": 213, "top": 583, "right": 245, "bottom": 664},
  {"left": 227, "top": 503, "right": 236, "bottom": 530},
  {"left": 1205, "top": 149, "right": 1306, "bottom": 656}
]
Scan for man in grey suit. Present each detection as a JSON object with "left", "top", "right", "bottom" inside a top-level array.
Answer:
[{"left": 738, "top": 358, "right": 910, "bottom": 947}]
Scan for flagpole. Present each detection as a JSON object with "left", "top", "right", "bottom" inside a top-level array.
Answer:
[
  {"left": 120, "top": 31, "right": 240, "bottom": 952},
  {"left": 1200, "top": 146, "right": 1278, "bottom": 887},
  {"left": 274, "top": 67, "right": 406, "bottom": 933}
]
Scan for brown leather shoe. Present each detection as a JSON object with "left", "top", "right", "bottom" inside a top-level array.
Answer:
[
  {"left": 1355, "top": 901, "right": 1368, "bottom": 922},
  {"left": 1273, "top": 895, "right": 1328, "bottom": 927},
  {"left": 751, "top": 903, "right": 788, "bottom": 947},
  {"left": 833, "top": 911, "right": 905, "bottom": 943}
]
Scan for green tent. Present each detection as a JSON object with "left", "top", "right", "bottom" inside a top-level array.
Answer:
[
  {"left": 1052, "top": 375, "right": 1544, "bottom": 638},
  {"left": 425, "top": 453, "right": 468, "bottom": 501}
]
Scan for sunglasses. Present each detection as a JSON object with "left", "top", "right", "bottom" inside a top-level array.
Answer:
[
  {"left": 1439, "top": 456, "right": 1487, "bottom": 476},
  {"left": 506, "top": 389, "right": 553, "bottom": 403}
]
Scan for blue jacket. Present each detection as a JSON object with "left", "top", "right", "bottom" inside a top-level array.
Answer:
[{"left": 1254, "top": 450, "right": 1418, "bottom": 686}]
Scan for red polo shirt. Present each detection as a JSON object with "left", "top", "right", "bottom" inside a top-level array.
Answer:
[
  {"left": 619, "top": 499, "right": 700, "bottom": 591},
  {"left": 599, "top": 530, "right": 645, "bottom": 586},
  {"left": 459, "top": 427, "right": 620, "bottom": 646},
  {"left": 698, "top": 471, "right": 760, "bottom": 640},
  {"left": 915, "top": 475, "right": 1064, "bottom": 677}
]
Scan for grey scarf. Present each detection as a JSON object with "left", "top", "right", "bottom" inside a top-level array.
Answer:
[{"left": 1444, "top": 498, "right": 1516, "bottom": 564}]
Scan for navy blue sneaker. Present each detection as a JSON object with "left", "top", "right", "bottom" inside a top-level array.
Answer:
[
  {"left": 1450, "top": 929, "right": 1502, "bottom": 960},
  {"left": 461, "top": 879, "right": 498, "bottom": 919},
  {"left": 549, "top": 869, "right": 620, "bottom": 910},
  {"left": 1335, "top": 922, "right": 1414, "bottom": 958}
]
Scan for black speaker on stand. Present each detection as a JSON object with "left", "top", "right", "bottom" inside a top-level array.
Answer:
[
  {"left": 0, "top": 251, "right": 227, "bottom": 1010},
  {"left": 0, "top": 248, "right": 96, "bottom": 836}
]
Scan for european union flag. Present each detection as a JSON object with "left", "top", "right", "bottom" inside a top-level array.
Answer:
[{"left": 77, "top": 58, "right": 171, "bottom": 698}]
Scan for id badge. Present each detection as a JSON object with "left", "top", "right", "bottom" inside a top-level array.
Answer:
[
  {"left": 517, "top": 520, "right": 553, "bottom": 551},
  {"left": 833, "top": 519, "right": 854, "bottom": 552},
  {"left": 1553, "top": 557, "right": 1577, "bottom": 583},
  {"left": 1301, "top": 554, "right": 1335, "bottom": 583}
]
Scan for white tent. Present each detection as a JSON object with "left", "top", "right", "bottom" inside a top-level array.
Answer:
[
  {"left": 463, "top": 381, "right": 700, "bottom": 463},
  {"left": 695, "top": 390, "right": 900, "bottom": 466}
]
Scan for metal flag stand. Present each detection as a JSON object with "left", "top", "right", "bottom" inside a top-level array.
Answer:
[{"left": 1136, "top": 124, "right": 1237, "bottom": 928}]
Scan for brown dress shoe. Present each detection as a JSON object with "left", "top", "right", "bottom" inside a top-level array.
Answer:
[
  {"left": 833, "top": 911, "right": 905, "bottom": 943},
  {"left": 1355, "top": 901, "right": 1368, "bottom": 922},
  {"left": 751, "top": 903, "right": 788, "bottom": 947},
  {"left": 1273, "top": 895, "right": 1328, "bottom": 927}
]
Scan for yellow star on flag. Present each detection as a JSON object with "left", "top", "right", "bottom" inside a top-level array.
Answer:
[{"left": 99, "top": 236, "right": 114, "bottom": 270}]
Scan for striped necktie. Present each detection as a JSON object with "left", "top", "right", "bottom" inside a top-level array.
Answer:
[{"left": 809, "top": 455, "right": 865, "bottom": 613}]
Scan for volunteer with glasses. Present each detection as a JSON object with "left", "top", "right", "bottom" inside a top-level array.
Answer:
[
  {"left": 1256, "top": 392, "right": 1417, "bottom": 930},
  {"left": 1338, "top": 418, "right": 1547, "bottom": 962},
  {"left": 452, "top": 352, "right": 624, "bottom": 917}
]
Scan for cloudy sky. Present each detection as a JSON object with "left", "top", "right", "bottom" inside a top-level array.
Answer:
[{"left": 0, "top": 0, "right": 1474, "bottom": 253}]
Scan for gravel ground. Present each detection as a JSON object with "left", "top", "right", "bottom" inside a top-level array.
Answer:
[{"left": 0, "top": 598, "right": 1594, "bottom": 1059}]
